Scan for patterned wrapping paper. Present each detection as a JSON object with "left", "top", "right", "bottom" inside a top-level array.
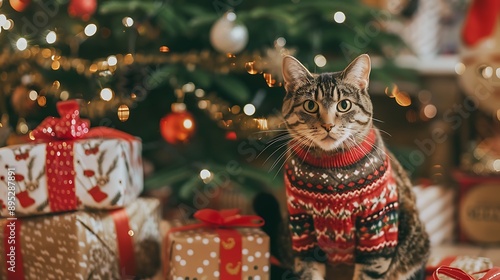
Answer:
[
  {"left": 426, "top": 255, "right": 493, "bottom": 280},
  {"left": 0, "top": 137, "right": 143, "bottom": 217},
  {"left": 0, "top": 197, "right": 161, "bottom": 279},
  {"left": 164, "top": 221, "right": 270, "bottom": 280}
]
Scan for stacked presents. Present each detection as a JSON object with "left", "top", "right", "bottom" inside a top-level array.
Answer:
[{"left": 0, "top": 101, "right": 161, "bottom": 279}]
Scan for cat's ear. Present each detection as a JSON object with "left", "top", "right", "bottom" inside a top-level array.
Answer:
[
  {"left": 282, "top": 55, "right": 313, "bottom": 93},
  {"left": 342, "top": 54, "right": 371, "bottom": 90}
]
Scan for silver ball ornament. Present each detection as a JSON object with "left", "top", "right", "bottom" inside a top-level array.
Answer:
[{"left": 210, "top": 12, "right": 248, "bottom": 54}]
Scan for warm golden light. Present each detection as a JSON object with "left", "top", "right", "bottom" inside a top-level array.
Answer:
[
  {"left": 454, "top": 62, "right": 466, "bottom": 75},
  {"left": 60, "top": 90, "right": 69, "bottom": 100},
  {"left": 231, "top": 105, "right": 240, "bottom": 114},
  {"left": 423, "top": 104, "right": 437, "bottom": 119},
  {"left": 117, "top": 104, "right": 130, "bottom": 122},
  {"left": 122, "top": 17, "right": 134, "bottom": 27},
  {"left": 314, "top": 54, "right": 327, "bottom": 67},
  {"left": 124, "top": 53, "right": 134, "bottom": 64},
  {"left": 245, "top": 61, "right": 258, "bottom": 74}
]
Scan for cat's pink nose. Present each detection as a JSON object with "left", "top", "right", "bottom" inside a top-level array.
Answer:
[{"left": 321, "top": 123, "right": 334, "bottom": 132}]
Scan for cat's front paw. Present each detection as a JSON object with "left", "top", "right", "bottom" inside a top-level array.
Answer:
[
  {"left": 304, "top": 270, "right": 325, "bottom": 280},
  {"left": 295, "top": 259, "right": 325, "bottom": 280}
]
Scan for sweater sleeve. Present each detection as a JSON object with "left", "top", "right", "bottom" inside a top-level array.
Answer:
[{"left": 285, "top": 175, "right": 317, "bottom": 257}]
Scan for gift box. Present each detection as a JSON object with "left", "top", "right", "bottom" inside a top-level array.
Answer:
[
  {"left": 426, "top": 255, "right": 493, "bottom": 280},
  {"left": 163, "top": 209, "right": 270, "bottom": 280},
  {"left": 414, "top": 185, "right": 456, "bottom": 245},
  {"left": 454, "top": 171, "right": 500, "bottom": 244},
  {"left": 0, "top": 197, "right": 161, "bottom": 279},
  {"left": 0, "top": 100, "right": 143, "bottom": 217}
]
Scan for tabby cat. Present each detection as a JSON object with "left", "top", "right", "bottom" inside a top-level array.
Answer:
[{"left": 280, "top": 54, "right": 429, "bottom": 280}]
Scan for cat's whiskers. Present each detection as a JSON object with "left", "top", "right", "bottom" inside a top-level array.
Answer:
[
  {"left": 269, "top": 136, "right": 313, "bottom": 178},
  {"left": 370, "top": 117, "right": 385, "bottom": 124},
  {"left": 266, "top": 133, "right": 310, "bottom": 169}
]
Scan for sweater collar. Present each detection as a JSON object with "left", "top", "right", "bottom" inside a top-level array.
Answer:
[{"left": 290, "top": 129, "right": 377, "bottom": 168}]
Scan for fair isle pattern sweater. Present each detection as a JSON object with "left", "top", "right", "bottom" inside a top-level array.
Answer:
[{"left": 285, "top": 129, "right": 399, "bottom": 264}]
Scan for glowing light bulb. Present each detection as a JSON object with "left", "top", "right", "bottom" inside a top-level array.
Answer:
[
  {"left": 482, "top": 66, "right": 493, "bottom": 79},
  {"left": 454, "top": 62, "right": 466, "bottom": 75},
  {"left": 194, "top": 89, "right": 205, "bottom": 98},
  {"left": 3, "top": 19, "right": 13, "bottom": 30},
  {"left": 243, "top": 104, "right": 256, "bottom": 116},
  {"left": 16, "top": 38, "right": 27, "bottom": 51},
  {"left": 314, "top": 54, "right": 327, "bottom": 67},
  {"left": 60, "top": 91, "right": 69, "bottom": 100},
  {"left": 275, "top": 37, "right": 286, "bottom": 47},
  {"left": 107, "top": 55, "right": 117, "bottom": 66},
  {"left": 122, "top": 17, "right": 134, "bottom": 27},
  {"left": 28, "top": 90, "right": 38, "bottom": 101},
  {"left": 100, "top": 88, "right": 113, "bottom": 101},
  {"left": 0, "top": 14, "right": 6, "bottom": 27},
  {"left": 183, "top": 119, "right": 193, "bottom": 129},
  {"left": 423, "top": 104, "right": 437, "bottom": 119},
  {"left": 84, "top": 24, "right": 97, "bottom": 37},
  {"left": 334, "top": 11, "right": 346, "bottom": 23},
  {"left": 199, "top": 169, "right": 211, "bottom": 180},
  {"left": 226, "top": 12, "right": 236, "bottom": 21},
  {"left": 46, "top": 31, "right": 56, "bottom": 44},
  {"left": 117, "top": 104, "right": 130, "bottom": 122}
]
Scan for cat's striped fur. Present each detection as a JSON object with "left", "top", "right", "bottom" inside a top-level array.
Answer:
[{"left": 280, "top": 54, "right": 429, "bottom": 280}]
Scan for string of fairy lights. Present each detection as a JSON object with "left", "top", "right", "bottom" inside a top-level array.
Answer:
[
  {"left": 1, "top": 7, "right": 296, "bottom": 138},
  {"left": 1, "top": 4, "right": 444, "bottom": 141}
]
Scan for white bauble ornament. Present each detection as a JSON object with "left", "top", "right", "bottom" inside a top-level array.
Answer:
[
  {"left": 458, "top": 21, "right": 500, "bottom": 115},
  {"left": 210, "top": 12, "right": 248, "bottom": 54}
]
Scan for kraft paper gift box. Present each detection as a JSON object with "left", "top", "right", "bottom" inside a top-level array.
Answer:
[
  {"left": 425, "top": 255, "right": 493, "bottom": 280},
  {"left": 0, "top": 197, "right": 161, "bottom": 279},
  {"left": 454, "top": 171, "right": 500, "bottom": 244},
  {"left": 0, "top": 100, "right": 143, "bottom": 217},
  {"left": 163, "top": 209, "right": 270, "bottom": 280}
]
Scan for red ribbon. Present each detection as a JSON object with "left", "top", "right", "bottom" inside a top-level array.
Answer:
[
  {"left": 167, "top": 209, "right": 264, "bottom": 279},
  {"left": 32, "top": 100, "right": 136, "bottom": 142},
  {"left": 4, "top": 219, "right": 25, "bottom": 280},
  {"left": 111, "top": 208, "right": 136, "bottom": 279},
  {"left": 433, "top": 266, "right": 500, "bottom": 280},
  {"left": 28, "top": 100, "right": 136, "bottom": 212},
  {"left": 167, "top": 208, "right": 265, "bottom": 234}
]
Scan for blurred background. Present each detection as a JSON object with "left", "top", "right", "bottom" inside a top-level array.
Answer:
[{"left": 1, "top": 0, "right": 500, "bottom": 254}]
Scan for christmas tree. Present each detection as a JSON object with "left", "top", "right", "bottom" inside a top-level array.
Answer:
[{"left": 0, "top": 0, "right": 414, "bottom": 207}]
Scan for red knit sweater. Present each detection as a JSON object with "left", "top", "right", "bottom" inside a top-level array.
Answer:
[{"left": 285, "top": 129, "right": 399, "bottom": 264}]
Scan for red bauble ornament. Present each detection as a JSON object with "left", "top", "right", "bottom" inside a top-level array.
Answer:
[
  {"left": 160, "top": 103, "right": 196, "bottom": 144},
  {"left": 68, "top": 0, "right": 97, "bottom": 21},
  {"left": 9, "top": 0, "right": 30, "bottom": 12}
]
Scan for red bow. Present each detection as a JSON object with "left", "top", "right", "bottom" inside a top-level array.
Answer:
[
  {"left": 31, "top": 100, "right": 136, "bottom": 142},
  {"left": 168, "top": 209, "right": 264, "bottom": 234},
  {"left": 433, "top": 266, "right": 500, "bottom": 280}
]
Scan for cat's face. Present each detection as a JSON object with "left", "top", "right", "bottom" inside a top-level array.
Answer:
[{"left": 281, "top": 54, "right": 373, "bottom": 152}]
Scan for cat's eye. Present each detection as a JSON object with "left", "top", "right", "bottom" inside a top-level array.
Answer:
[
  {"left": 303, "top": 100, "right": 319, "bottom": 113},
  {"left": 337, "top": 99, "right": 352, "bottom": 112}
]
